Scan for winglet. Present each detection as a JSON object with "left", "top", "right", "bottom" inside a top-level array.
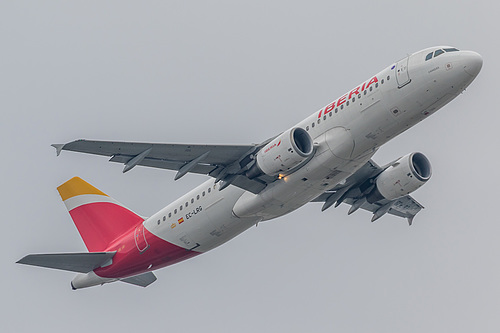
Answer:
[{"left": 51, "top": 144, "right": 65, "bottom": 156}]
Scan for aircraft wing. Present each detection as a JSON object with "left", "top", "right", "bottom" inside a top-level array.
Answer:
[
  {"left": 312, "top": 160, "right": 424, "bottom": 225},
  {"left": 53, "top": 139, "right": 275, "bottom": 194}
]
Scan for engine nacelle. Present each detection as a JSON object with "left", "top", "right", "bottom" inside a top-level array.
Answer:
[
  {"left": 247, "top": 127, "right": 313, "bottom": 178},
  {"left": 366, "top": 152, "right": 432, "bottom": 203}
]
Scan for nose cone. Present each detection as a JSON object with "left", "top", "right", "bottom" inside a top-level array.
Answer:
[{"left": 462, "top": 51, "right": 483, "bottom": 77}]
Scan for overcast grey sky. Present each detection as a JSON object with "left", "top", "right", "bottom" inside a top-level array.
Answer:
[{"left": 2, "top": 1, "right": 498, "bottom": 332}]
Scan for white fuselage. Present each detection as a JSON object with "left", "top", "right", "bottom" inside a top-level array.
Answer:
[{"left": 144, "top": 47, "right": 481, "bottom": 253}]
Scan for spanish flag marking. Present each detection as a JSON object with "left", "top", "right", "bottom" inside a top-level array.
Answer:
[{"left": 178, "top": 217, "right": 184, "bottom": 224}]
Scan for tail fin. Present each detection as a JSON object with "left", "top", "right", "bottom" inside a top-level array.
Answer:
[{"left": 57, "top": 177, "right": 144, "bottom": 252}]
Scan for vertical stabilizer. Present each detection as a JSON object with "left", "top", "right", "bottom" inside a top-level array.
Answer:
[{"left": 57, "top": 177, "right": 144, "bottom": 252}]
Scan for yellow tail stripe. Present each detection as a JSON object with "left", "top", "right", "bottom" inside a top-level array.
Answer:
[{"left": 57, "top": 177, "right": 108, "bottom": 201}]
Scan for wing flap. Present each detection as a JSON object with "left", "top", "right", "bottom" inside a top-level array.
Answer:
[
  {"left": 121, "top": 272, "right": 157, "bottom": 287},
  {"left": 109, "top": 155, "right": 216, "bottom": 175},
  {"left": 17, "top": 252, "right": 116, "bottom": 273}
]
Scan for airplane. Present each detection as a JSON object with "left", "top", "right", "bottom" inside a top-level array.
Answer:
[{"left": 17, "top": 46, "right": 482, "bottom": 289}]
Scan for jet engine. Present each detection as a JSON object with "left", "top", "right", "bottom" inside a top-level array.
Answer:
[
  {"left": 247, "top": 127, "right": 314, "bottom": 178},
  {"left": 366, "top": 152, "right": 432, "bottom": 203}
]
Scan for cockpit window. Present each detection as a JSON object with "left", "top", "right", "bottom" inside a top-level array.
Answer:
[
  {"left": 426, "top": 48, "right": 459, "bottom": 61},
  {"left": 434, "top": 49, "right": 445, "bottom": 57}
]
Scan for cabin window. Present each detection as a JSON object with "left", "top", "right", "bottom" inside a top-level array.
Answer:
[
  {"left": 197, "top": 195, "right": 200, "bottom": 200},
  {"left": 163, "top": 216, "right": 166, "bottom": 221},
  {"left": 425, "top": 52, "right": 433, "bottom": 61},
  {"left": 381, "top": 79, "right": 384, "bottom": 84},
  {"left": 329, "top": 112, "right": 332, "bottom": 117},
  {"left": 335, "top": 108, "right": 338, "bottom": 113},
  {"left": 312, "top": 122, "right": 315, "bottom": 128},
  {"left": 306, "top": 125, "right": 309, "bottom": 131},
  {"left": 174, "top": 209, "right": 177, "bottom": 214},
  {"left": 180, "top": 205, "right": 183, "bottom": 211},
  {"left": 317, "top": 119, "right": 321, "bottom": 124},
  {"left": 341, "top": 105, "right": 344, "bottom": 110},
  {"left": 169, "top": 212, "right": 172, "bottom": 218},
  {"left": 191, "top": 198, "right": 194, "bottom": 204},
  {"left": 387, "top": 75, "right": 390, "bottom": 81},
  {"left": 208, "top": 188, "right": 211, "bottom": 193},
  {"left": 323, "top": 115, "right": 326, "bottom": 120},
  {"left": 185, "top": 202, "right": 188, "bottom": 207},
  {"left": 364, "top": 90, "right": 367, "bottom": 95},
  {"left": 346, "top": 101, "right": 350, "bottom": 106},
  {"left": 202, "top": 191, "right": 206, "bottom": 196},
  {"left": 375, "top": 82, "right": 379, "bottom": 88}
]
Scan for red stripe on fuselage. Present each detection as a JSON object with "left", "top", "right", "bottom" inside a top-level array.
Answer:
[{"left": 94, "top": 227, "right": 200, "bottom": 279}]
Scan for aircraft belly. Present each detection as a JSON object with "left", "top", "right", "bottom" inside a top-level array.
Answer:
[
  {"left": 200, "top": 188, "right": 260, "bottom": 251},
  {"left": 234, "top": 146, "right": 375, "bottom": 220}
]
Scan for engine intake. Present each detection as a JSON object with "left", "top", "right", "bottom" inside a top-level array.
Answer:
[
  {"left": 247, "top": 127, "right": 313, "bottom": 179},
  {"left": 367, "top": 152, "right": 432, "bottom": 203}
]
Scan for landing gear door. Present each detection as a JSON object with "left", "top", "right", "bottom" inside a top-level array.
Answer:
[
  {"left": 396, "top": 56, "right": 411, "bottom": 88},
  {"left": 179, "top": 234, "right": 200, "bottom": 251}
]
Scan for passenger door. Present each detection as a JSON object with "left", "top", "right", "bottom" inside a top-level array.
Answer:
[{"left": 396, "top": 56, "right": 411, "bottom": 88}]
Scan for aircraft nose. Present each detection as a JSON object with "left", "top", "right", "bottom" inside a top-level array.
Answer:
[{"left": 462, "top": 51, "right": 483, "bottom": 77}]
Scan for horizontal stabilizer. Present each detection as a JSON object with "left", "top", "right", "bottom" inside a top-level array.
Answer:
[
  {"left": 17, "top": 252, "right": 116, "bottom": 273},
  {"left": 121, "top": 272, "right": 157, "bottom": 287}
]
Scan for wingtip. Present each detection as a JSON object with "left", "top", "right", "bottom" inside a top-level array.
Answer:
[
  {"left": 15, "top": 258, "right": 25, "bottom": 265},
  {"left": 16, "top": 255, "right": 32, "bottom": 265},
  {"left": 51, "top": 144, "right": 65, "bottom": 156}
]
